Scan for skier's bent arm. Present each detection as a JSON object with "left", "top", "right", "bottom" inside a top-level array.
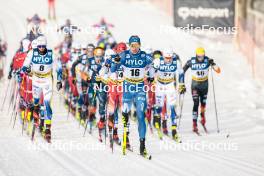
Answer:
[
  {"left": 209, "top": 59, "right": 221, "bottom": 74},
  {"left": 176, "top": 59, "right": 184, "bottom": 84},
  {"left": 183, "top": 59, "right": 192, "bottom": 73},
  {"left": 71, "top": 58, "right": 81, "bottom": 78},
  {"left": 56, "top": 60, "right": 63, "bottom": 82},
  {"left": 145, "top": 54, "right": 155, "bottom": 79},
  {"left": 22, "top": 50, "right": 33, "bottom": 72}
]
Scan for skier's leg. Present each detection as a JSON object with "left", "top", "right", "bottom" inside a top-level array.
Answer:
[
  {"left": 136, "top": 90, "right": 149, "bottom": 155},
  {"left": 107, "top": 83, "right": 116, "bottom": 130},
  {"left": 200, "top": 87, "right": 208, "bottom": 125},
  {"left": 136, "top": 91, "right": 147, "bottom": 139},
  {"left": 76, "top": 80, "right": 83, "bottom": 120},
  {"left": 32, "top": 81, "right": 42, "bottom": 124},
  {"left": 122, "top": 89, "right": 132, "bottom": 148},
  {"left": 192, "top": 87, "right": 199, "bottom": 132},
  {"left": 166, "top": 86, "right": 178, "bottom": 138},
  {"left": 97, "top": 84, "right": 107, "bottom": 130},
  {"left": 42, "top": 79, "right": 53, "bottom": 140},
  {"left": 154, "top": 83, "right": 164, "bottom": 130},
  {"left": 88, "top": 84, "right": 96, "bottom": 124}
]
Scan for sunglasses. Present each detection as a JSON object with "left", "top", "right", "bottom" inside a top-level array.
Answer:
[
  {"left": 153, "top": 54, "right": 161, "bottom": 59},
  {"left": 197, "top": 55, "right": 204, "bottom": 59},
  {"left": 38, "top": 45, "right": 46, "bottom": 48},
  {"left": 130, "top": 43, "right": 140, "bottom": 48},
  {"left": 87, "top": 48, "right": 94, "bottom": 52}
]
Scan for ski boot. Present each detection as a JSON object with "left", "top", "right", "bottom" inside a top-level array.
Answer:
[
  {"left": 200, "top": 106, "right": 208, "bottom": 133},
  {"left": 171, "top": 125, "right": 181, "bottom": 143},
  {"left": 193, "top": 120, "right": 200, "bottom": 136},
  {"left": 88, "top": 114, "right": 96, "bottom": 134},
  {"left": 97, "top": 117, "right": 105, "bottom": 142},
  {"left": 162, "top": 120, "right": 168, "bottom": 135},
  {"left": 154, "top": 115, "right": 162, "bottom": 140},
  {"left": 39, "top": 119, "right": 45, "bottom": 133},
  {"left": 44, "top": 124, "right": 51, "bottom": 143},
  {"left": 140, "top": 138, "right": 151, "bottom": 159},
  {"left": 33, "top": 111, "right": 40, "bottom": 128},
  {"left": 76, "top": 107, "right": 81, "bottom": 121},
  {"left": 113, "top": 127, "right": 121, "bottom": 145},
  {"left": 125, "top": 132, "right": 132, "bottom": 151}
]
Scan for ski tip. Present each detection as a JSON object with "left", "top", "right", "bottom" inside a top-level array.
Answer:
[{"left": 139, "top": 154, "right": 152, "bottom": 160}]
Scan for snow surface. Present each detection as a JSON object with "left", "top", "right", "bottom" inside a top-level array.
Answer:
[{"left": 0, "top": 0, "right": 264, "bottom": 176}]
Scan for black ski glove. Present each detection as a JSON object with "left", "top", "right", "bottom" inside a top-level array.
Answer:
[{"left": 56, "top": 81, "right": 62, "bottom": 91}]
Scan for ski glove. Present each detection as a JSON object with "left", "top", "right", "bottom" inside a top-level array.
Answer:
[
  {"left": 72, "top": 78, "right": 76, "bottom": 84},
  {"left": 105, "top": 59, "right": 112, "bottom": 67},
  {"left": 8, "top": 72, "right": 12, "bottom": 79},
  {"left": 209, "top": 59, "right": 216, "bottom": 66},
  {"left": 114, "top": 55, "right": 121, "bottom": 63},
  {"left": 179, "top": 84, "right": 186, "bottom": 94},
  {"left": 147, "top": 77, "right": 154, "bottom": 83},
  {"left": 56, "top": 81, "right": 62, "bottom": 91}
]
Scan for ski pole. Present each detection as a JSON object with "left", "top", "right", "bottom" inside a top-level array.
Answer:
[
  {"left": 11, "top": 86, "right": 19, "bottom": 128},
  {"left": 83, "top": 117, "right": 89, "bottom": 137},
  {"left": 8, "top": 80, "right": 16, "bottom": 113},
  {"left": 22, "top": 75, "right": 30, "bottom": 134},
  {"left": 12, "top": 84, "right": 20, "bottom": 128},
  {"left": 67, "top": 92, "right": 72, "bottom": 120},
  {"left": 9, "top": 83, "right": 19, "bottom": 125},
  {"left": 104, "top": 93, "right": 108, "bottom": 145},
  {"left": 177, "top": 93, "right": 185, "bottom": 129},
  {"left": 0, "top": 78, "right": 11, "bottom": 110},
  {"left": 211, "top": 67, "right": 220, "bottom": 133}
]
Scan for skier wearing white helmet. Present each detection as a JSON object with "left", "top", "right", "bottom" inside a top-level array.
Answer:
[
  {"left": 22, "top": 36, "right": 62, "bottom": 142},
  {"left": 153, "top": 48, "right": 185, "bottom": 142}
]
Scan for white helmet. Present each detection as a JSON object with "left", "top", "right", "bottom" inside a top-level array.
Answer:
[
  {"left": 22, "top": 39, "right": 31, "bottom": 52},
  {"left": 37, "top": 36, "right": 47, "bottom": 46},
  {"left": 163, "top": 48, "right": 173, "bottom": 58},
  {"left": 104, "top": 49, "right": 115, "bottom": 59},
  {"left": 31, "top": 39, "right": 38, "bottom": 49}
]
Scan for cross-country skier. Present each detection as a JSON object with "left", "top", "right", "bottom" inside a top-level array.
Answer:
[
  {"left": 153, "top": 48, "right": 185, "bottom": 141},
  {"left": 86, "top": 47, "right": 107, "bottom": 141},
  {"left": 71, "top": 43, "right": 95, "bottom": 125},
  {"left": 102, "top": 48, "right": 124, "bottom": 146},
  {"left": 47, "top": 0, "right": 56, "bottom": 20},
  {"left": 183, "top": 47, "right": 220, "bottom": 134},
  {"left": 110, "top": 35, "right": 154, "bottom": 158},
  {"left": 22, "top": 36, "right": 61, "bottom": 142}
]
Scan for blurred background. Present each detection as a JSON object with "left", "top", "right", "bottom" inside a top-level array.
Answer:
[
  {"left": 0, "top": 0, "right": 263, "bottom": 82},
  {"left": 148, "top": 0, "right": 264, "bottom": 81}
]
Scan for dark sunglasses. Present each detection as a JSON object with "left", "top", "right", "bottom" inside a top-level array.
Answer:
[{"left": 38, "top": 45, "right": 46, "bottom": 48}]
